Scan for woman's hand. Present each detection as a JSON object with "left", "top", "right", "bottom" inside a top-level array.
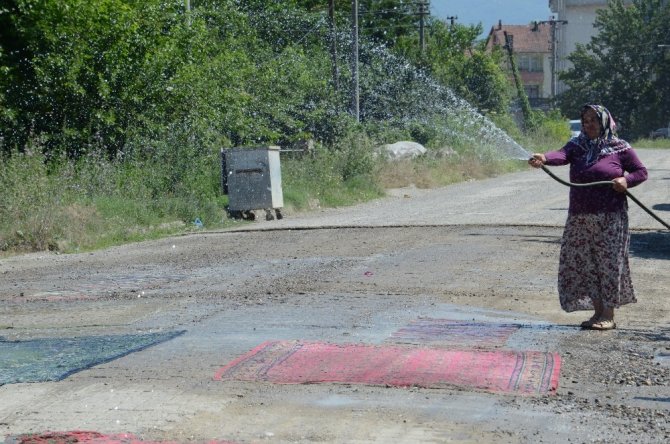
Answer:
[
  {"left": 528, "top": 153, "right": 546, "bottom": 169},
  {"left": 612, "top": 177, "right": 628, "bottom": 193}
]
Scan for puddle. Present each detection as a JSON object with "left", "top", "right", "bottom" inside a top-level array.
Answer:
[{"left": 314, "top": 394, "right": 360, "bottom": 408}]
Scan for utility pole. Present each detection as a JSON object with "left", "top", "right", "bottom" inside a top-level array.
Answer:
[
  {"left": 329, "top": 0, "right": 339, "bottom": 92},
  {"left": 446, "top": 16, "right": 457, "bottom": 27},
  {"left": 537, "top": 18, "right": 568, "bottom": 98},
  {"left": 503, "top": 31, "right": 533, "bottom": 129},
  {"left": 418, "top": 1, "right": 430, "bottom": 53},
  {"left": 351, "top": 0, "right": 359, "bottom": 122}
]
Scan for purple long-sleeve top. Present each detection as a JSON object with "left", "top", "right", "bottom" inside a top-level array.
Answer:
[{"left": 544, "top": 140, "right": 648, "bottom": 214}]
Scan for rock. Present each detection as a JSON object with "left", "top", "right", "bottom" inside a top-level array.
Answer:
[{"left": 381, "top": 141, "right": 427, "bottom": 161}]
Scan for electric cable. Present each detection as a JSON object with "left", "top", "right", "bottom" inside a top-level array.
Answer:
[{"left": 540, "top": 164, "right": 670, "bottom": 230}]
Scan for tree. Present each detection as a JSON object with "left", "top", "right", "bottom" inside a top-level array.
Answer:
[
  {"left": 0, "top": 0, "right": 346, "bottom": 158},
  {"left": 396, "top": 18, "right": 511, "bottom": 114},
  {"left": 358, "top": 0, "right": 424, "bottom": 47},
  {"left": 558, "top": 0, "right": 670, "bottom": 139},
  {"left": 0, "top": 0, "right": 174, "bottom": 157},
  {"left": 288, "top": 0, "right": 426, "bottom": 48}
]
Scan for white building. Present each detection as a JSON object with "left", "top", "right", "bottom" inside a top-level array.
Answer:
[{"left": 548, "top": 0, "right": 633, "bottom": 94}]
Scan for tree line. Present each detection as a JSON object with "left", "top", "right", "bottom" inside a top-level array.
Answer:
[
  {"left": 1, "top": 0, "right": 667, "bottom": 163},
  {"left": 0, "top": 0, "right": 513, "bottom": 162}
]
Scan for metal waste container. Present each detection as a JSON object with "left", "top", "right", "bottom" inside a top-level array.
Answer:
[{"left": 221, "top": 146, "right": 283, "bottom": 220}]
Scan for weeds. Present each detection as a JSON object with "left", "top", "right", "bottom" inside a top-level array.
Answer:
[{"left": 631, "top": 138, "right": 670, "bottom": 149}]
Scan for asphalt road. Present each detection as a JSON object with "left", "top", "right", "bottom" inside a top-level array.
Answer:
[
  {"left": 232, "top": 148, "right": 670, "bottom": 231},
  {"left": 1, "top": 149, "right": 669, "bottom": 444}
]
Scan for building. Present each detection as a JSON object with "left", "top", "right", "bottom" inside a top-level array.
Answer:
[
  {"left": 548, "top": 0, "right": 633, "bottom": 94},
  {"left": 485, "top": 21, "right": 552, "bottom": 109}
]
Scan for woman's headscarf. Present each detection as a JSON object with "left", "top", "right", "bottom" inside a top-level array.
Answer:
[{"left": 577, "top": 104, "right": 630, "bottom": 166}]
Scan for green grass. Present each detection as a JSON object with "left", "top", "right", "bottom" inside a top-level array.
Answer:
[{"left": 631, "top": 138, "right": 670, "bottom": 149}]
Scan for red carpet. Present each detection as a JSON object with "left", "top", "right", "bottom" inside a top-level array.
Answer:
[
  {"left": 6, "top": 431, "right": 236, "bottom": 444},
  {"left": 214, "top": 340, "right": 560, "bottom": 395}
]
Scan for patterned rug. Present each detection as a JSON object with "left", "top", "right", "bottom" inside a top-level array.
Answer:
[
  {"left": 0, "top": 331, "right": 184, "bottom": 385},
  {"left": 5, "top": 431, "right": 237, "bottom": 444},
  {"left": 388, "top": 318, "right": 521, "bottom": 348},
  {"left": 214, "top": 340, "right": 561, "bottom": 395}
]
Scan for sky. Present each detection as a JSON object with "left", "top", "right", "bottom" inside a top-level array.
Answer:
[{"left": 431, "top": 0, "right": 553, "bottom": 37}]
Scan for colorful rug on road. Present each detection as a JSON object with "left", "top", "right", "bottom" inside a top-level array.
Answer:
[
  {"left": 214, "top": 340, "right": 561, "bottom": 395},
  {"left": 388, "top": 318, "right": 521, "bottom": 348},
  {"left": 5, "top": 431, "right": 237, "bottom": 444},
  {"left": 0, "top": 331, "right": 185, "bottom": 385}
]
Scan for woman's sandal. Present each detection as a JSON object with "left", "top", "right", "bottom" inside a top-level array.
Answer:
[
  {"left": 580, "top": 315, "right": 600, "bottom": 328},
  {"left": 589, "top": 319, "right": 616, "bottom": 331}
]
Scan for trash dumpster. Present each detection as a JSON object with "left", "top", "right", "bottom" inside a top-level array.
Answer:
[{"left": 221, "top": 146, "right": 283, "bottom": 220}]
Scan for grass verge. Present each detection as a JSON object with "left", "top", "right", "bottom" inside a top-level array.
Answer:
[{"left": 0, "top": 134, "right": 556, "bottom": 257}]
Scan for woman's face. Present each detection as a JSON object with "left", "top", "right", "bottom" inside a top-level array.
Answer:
[{"left": 581, "top": 108, "right": 601, "bottom": 140}]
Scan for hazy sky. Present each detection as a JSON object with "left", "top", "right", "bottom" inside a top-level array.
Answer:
[{"left": 431, "top": 0, "right": 553, "bottom": 36}]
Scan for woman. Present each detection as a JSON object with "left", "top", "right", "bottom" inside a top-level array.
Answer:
[{"left": 528, "top": 104, "right": 648, "bottom": 330}]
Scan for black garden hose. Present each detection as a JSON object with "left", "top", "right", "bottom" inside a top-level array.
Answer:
[{"left": 540, "top": 164, "right": 670, "bottom": 230}]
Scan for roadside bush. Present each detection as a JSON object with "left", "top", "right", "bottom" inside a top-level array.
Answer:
[{"left": 0, "top": 149, "right": 69, "bottom": 251}]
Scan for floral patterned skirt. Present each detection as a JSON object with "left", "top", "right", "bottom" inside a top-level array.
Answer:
[{"left": 558, "top": 211, "right": 636, "bottom": 312}]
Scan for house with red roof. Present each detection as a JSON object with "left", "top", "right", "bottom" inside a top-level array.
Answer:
[{"left": 485, "top": 20, "right": 552, "bottom": 110}]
